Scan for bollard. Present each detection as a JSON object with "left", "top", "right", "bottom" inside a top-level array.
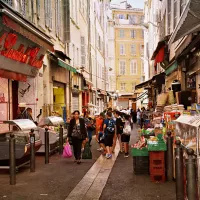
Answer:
[
  {"left": 45, "top": 128, "right": 49, "bottom": 164},
  {"left": 186, "top": 148, "right": 198, "bottom": 200},
  {"left": 167, "top": 131, "right": 173, "bottom": 181},
  {"left": 175, "top": 140, "right": 184, "bottom": 200},
  {"left": 59, "top": 125, "right": 64, "bottom": 155},
  {"left": 30, "top": 129, "right": 35, "bottom": 172},
  {"left": 9, "top": 133, "right": 16, "bottom": 185}
]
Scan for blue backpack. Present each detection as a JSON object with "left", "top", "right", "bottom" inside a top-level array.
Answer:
[{"left": 107, "top": 119, "right": 115, "bottom": 134}]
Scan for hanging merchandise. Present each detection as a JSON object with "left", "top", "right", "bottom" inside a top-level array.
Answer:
[
  {"left": 167, "top": 90, "right": 175, "bottom": 105},
  {"left": 157, "top": 93, "right": 168, "bottom": 106}
]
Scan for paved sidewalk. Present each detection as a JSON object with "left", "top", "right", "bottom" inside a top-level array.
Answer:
[
  {"left": 0, "top": 138, "right": 100, "bottom": 200},
  {"left": 100, "top": 125, "right": 176, "bottom": 200}
]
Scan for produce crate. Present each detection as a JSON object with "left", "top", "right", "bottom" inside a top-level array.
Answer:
[
  {"left": 147, "top": 141, "right": 167, "bottom": 151},
  {"left": 150, "top": 166, "right": 165, "bottom": 175},
  {"left": 149, "top": 151, "right": 165, "bottom": 160},
  {"left": 133, "top": 156, "right": 149, "bottom": 175},
  {"left": 131, "top": 148, "right": 149, "bottom": 157},
  {"left": 150, "top": 173, "right": 166, "bottom": 182}
]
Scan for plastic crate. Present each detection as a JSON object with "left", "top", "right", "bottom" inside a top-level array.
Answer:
[
  {"left": 150, "top": 159, "right": 165, "bottom": 166},
  {"left": 147, "top": 142, "right": 167, "bottom": 151},
  {"left": 133, "top": 156, "right": 149, "bottom": 175},
  {"left": 131, "top": 148, "right": 149, "bottom": 157},
  {"left": 150, "top": 173, "right": 166, "bottom": 182},
  {"left": 149, "top": 151, "right": 165, "bottom": 160},
  {"left": 150, "top": 166, "right": 165, "bottom": 175}
]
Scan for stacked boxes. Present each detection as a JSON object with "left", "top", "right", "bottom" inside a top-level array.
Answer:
[
  {"left": 133, "top": 156, "right": 149, "bottom": 175},
  {"left": 149, "top": 151, "right": 166, "bottom": 182}
]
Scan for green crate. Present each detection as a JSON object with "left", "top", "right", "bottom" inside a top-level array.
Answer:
[
  {"left": 131, "top": 147, "right": 149, "bottom": 156},
  {"left": 147, "top": 141, "right": 167, "bottom": 151}
]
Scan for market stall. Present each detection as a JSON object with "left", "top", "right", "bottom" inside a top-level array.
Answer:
[
  {"left": 37, "top": 116, "right": 67, "bottom": 154},
  {"left": 0, "top": 119, "right": 41, "bottom": 169}
]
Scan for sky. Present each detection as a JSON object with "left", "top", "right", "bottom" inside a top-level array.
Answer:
[{"left": 111, "top": 0, "right": 144, "bottom": 9}]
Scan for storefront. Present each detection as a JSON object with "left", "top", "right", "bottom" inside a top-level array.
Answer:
[{"left": 0, "top": 3, "right": 53, "bottom": 132}]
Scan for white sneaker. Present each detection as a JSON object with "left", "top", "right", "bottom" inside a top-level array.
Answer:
[{"left": 97, "top": 147, "right": 103, "bottom": 151}]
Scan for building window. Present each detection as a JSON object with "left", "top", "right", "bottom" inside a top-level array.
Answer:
[
  {"left": 120, "top": 44, "right": 125, "bottom": 55},
  {"left": 119, "top": 14, "right": 125, "bottom": 19},
  {"left": 168, "top": 0, "right": 171, "bottom": 34},
  {"left": 132, "top": 83, "right": 135, "bottom": 91},
  {"left": 36, "top": 0, "right": 40, "bottom": 18},
  {"left": 130, "top": 30, "right": 136, "bottom": 38},
  {"left": 130, "top": 44, "right": 136, "bottom": 56},
  {"left": 3, "top": 0, "right": 12, "bottom": 6},
  {"left": 141, "top": 60, "right": 144, "bottom": 74},
  {"left": 140, "top": 45, "right": 144, "bottom": 56},
  {"left": 55, "top": 0, "right": 61, "bottom": 36},
  {"left": 119, "top": 61, "right": 126, "bottom": 75},
  {"left": 129, "top": 15, "right": 137, "bottom": 24},
  {"left": 81, "top": 36, "right": 86, "bottom": 67},
  {"left": 174, "top": 0, "right": 178, "bottom": 28},
  {"left": 130, "top": 60, "right": 137, "bottom": 75},
  {"left": 119, "top": 30, "right": 125, "bottom": 38},
  {"left": 120, "top": 83, "right": 126, "bottom": 91},
  {"left": 141, "top": 30, "right": 144, "bottom": 38},
  {"left": 140, "top": 16, "right": 144, "bottom": 23}
]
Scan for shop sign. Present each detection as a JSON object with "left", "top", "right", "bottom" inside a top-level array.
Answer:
[
  {"left": 0, "top": 32, "right": 44, "bottom": 68},
  {"left": 0, "top": 93, "right": 5, "bottom": 103}
]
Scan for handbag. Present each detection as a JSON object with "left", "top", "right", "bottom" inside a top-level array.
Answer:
[
  {"left": 82, "top": 142, "right": 92, "bottom": 159},
  {"left": 123, "top": 122, "right": 131, "bottom": 135},
  {"left": 72, "top": 124, "right": 86, "bottom": 140},
  {"left": 62, "top": 142, "right": 73, "bottom": 158}
]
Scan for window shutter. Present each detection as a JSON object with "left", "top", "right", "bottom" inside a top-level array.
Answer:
[
  {"left": 37, "top": 0, "right": 40, "bottom": 18},
  {"left": 49, "top": 0, "right": 52, "bottom": 30},
  {"left": 55, "top": 0, "right": 58, "bottom": 36},
  {"left": 45, "top": 0, "right": 49, "bottom": 27},
  {"left": 58, "top": 0, "right": 61, "bottom": 37}
]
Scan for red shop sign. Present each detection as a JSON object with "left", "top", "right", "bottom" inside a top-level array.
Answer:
[{"left": 0, "top": 32, "right": 44, "bottom": 69}]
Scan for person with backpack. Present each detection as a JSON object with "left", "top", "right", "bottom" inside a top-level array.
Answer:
[
  {"left": 103, "top": 112, "right": 116, "bottom": 159},
  {"left": 121, "top": 114, "right": 131, "bottom": 158},
  {"left": 113, "top": 110, "right": 124, "bottom": 153}
]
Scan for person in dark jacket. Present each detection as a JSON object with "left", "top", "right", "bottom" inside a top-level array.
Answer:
[{"left": 68, "top": 110, "right": 87, "bottom": 164}]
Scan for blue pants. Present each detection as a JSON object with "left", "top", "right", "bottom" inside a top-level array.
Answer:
[{"left": 88, "top": 130, "right": 93, "bottom": 144}]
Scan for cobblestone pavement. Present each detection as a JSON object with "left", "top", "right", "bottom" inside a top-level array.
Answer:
[
  {"left": 100, "top": 125, "right": 176, "bottom": 200},
  {"left": 0, "top": 137, "right": 100, "bottom": 200}
]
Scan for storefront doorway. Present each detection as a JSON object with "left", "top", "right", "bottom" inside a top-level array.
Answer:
[{"left": 53, "top": 82, "right": 66, "bottom": 116}]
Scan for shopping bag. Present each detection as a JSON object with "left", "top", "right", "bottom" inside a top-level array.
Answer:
[
  {"left": 82, "top": 142, "right": 92, "bottom": 159},
  {"left": 63, "top": 142, "right": 73, "bottom": 158}
]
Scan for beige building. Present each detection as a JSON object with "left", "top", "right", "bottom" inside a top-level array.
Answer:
[{"left": 111, "top": 2, "right": 144, "bottom": 109}]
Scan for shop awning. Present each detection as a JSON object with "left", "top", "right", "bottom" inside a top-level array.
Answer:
[
  {"left": 135, "top": 91, "right": 148, "bottom": 101},
  {"left": 55, "top": 50, "right": 71, "bottom": 61},
  {"left": 151, "top": 35, "right": 170, "bottom": 60},
  {"left": 58, "top": 58, "right": 77, "bottom": 73},
  {"left": 165, "top": 61, "right": 178, "bottom": 76},
  {"left": 135, "top": 79, "right": 152, "bottom": 90},
  {"left": 169, "top": 0, "right": 200, "bottom": 45},
  {"left": 85, "top": 79, "right": 93, "bottom": 87},
  {"left": 152, "top": 72, "right": 166, "bottom": 86},
  {"left": 0, "top": 1, "right": 54, "bottom": 51},
  {"left": 0, "top": 69, "right": 27, "bottom": 82}
]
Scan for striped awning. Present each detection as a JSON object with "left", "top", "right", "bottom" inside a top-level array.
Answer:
[{"left": 169, "top": 0, "right": 200, "bottom": 45}]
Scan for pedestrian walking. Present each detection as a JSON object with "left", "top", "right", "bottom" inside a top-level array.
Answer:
[
  {"left": 96, "top": 112, "right": 105, "bottom": 152},
  {"left": 103, "top": 112, "right": 116, "bottom": 159},
  {"left": 121, "top": 115, "right": 131, "bottom": 158},
  {"left": 137, "top": 108, "right": 141, "bottom": 126},
  {"left": 114, "top": 111, "right": 124, "bottom": 152},
  {"left": 68, "top": 110, "right": 87, "bottom": 164},
  {"left": 84, "top": 111, "right": 95, "bottom": 147}
]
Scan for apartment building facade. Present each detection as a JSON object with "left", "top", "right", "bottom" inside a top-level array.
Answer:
[{"left": 111, "top": 3, "right": 144, "bottom": 109}]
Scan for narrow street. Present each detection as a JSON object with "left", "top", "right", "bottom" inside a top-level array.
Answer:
[{"left": 0, "top": 126, "right": 176, "bottom": 200}]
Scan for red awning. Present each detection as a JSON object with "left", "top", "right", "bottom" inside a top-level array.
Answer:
[
  {"left": 0, "top": 69, "right": 27, "bottom": 82},
  {"left": 154, "top": 46, "right": 165, "bottom": 66},
  {"left": 1, "top": 15, "right": 54, "bottom": 52}
]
